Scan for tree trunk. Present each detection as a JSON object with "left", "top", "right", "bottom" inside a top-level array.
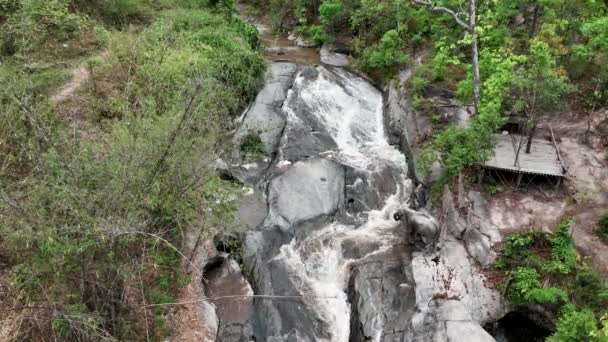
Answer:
[
  {"left": 525, "top": 123, "right": 537, "bottom": 154},
  {"left": 530, "top": 4, "right": 540, "bottom": 38},
  {"left": 469, "top": 0, "right": 480, "bottom": 114}
]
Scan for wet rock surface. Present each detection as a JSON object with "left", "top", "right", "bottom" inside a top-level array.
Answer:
[
  {"left": 214, "top": 64, "right": 505, "bottom": 341},
  {"left": 320, "top": 43, "right": 350, "bottom": 67},
  {"left": 234, "top": 63, "right": 301, "bottom": 154}
]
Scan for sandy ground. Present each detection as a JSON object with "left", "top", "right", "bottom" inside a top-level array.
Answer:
[{"left": 485, "top": 109, "right": 608, "bottom": 273}]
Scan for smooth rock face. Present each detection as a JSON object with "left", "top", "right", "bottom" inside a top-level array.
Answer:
[
  {"left": 265, "top": 158, "right": 344, "bottom": 229},
  {"left": 220, "top": 64, "right": 504, "bottom": 342},
  {"left": 320, "top": 43, "right": 350, "bottom": 67},
  {"left": 234, "top": 63, "right": 301, "bottom": 155}
]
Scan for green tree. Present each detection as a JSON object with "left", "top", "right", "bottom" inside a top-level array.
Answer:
[
  {"left": 319, "top": 0, "right": 344, "bottom": 39},
  {"left": 359, "top": 29, "right": 408, "bottom": 76},
  {"left": 411, "top": 0, "right": 481, "bottom": 114},
  {"left": 509, "top": 39, "right": 574, "bottom": 155},
  {"left": 420, "top": 48, "right": 520, "bottom": 177}
]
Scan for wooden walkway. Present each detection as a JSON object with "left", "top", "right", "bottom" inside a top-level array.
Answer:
[{"left": 484, "top": 134, "right": 566, "bottom": 177}]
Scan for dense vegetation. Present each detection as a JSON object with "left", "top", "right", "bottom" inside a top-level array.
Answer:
[
  {"left": 243, "top": 0, "right": 608, "bottom": 177},
  {"left": 0, "top": 0, "right": 264, "bottom": 340},
  {"left": 496, "top": 220, "right": 608, "bottom": 341}
]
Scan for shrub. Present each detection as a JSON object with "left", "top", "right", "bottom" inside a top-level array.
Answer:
[
  {"left": 526, "top": 287, "right": 568, "bottom": 304},
  {"left": 241, "top": 133, "right": 265, "bottom": 160},
  {"left": 496, "top": 232, "right": 535, "bottom": 268},
  {"left": 409, "top": 76, "right": 428, "bottom": 95},
  {"left": 508, "top": 267, "right": 541, "bottom": 302},
  {"left": 299, "top": 24, "right": 328, "bottom": 46},
  {"left": 548, "top": 305, "right": 600, "bottom": 342},
  {"left": 97, "top": 0, "right": 154, "bottom": 26},
  {"left": 544, "top": 218, "right": 577, "bottom": 274},
  {"left": 359, "top": 29, "right": 408, "bottom": 76},
  {"left": 487, "top": 184, "right": 504, "bottom": 196},
  {"left": 0, "top": 0, "right": 85, "bottom": 55},
  {"left": 319, "top": 0, "right": 343, "bottom": 37}
]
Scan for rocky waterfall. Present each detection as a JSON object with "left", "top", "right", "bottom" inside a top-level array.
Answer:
[{"left": 208, "top": 63, "right": 505, "bottom": 341}]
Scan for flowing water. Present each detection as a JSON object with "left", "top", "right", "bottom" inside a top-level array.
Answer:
[
  {"left": 203, "top": 8, "right": 511, "bottom": 341},
  {"left": 236, "top": 65, "right": 417, "bottom": 341}
]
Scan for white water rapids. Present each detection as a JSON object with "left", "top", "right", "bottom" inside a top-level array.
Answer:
[{"left": 272, "top": 66, "right": 413, "bottom": 341}]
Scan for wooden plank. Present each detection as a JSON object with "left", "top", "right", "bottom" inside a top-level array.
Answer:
[{"left": 483, "top": 134, "right": 564, "bottom": 177}]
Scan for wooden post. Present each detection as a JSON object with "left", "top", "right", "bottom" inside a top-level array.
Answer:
[
  {"left": 549, "top": 124, "right": 567, "bottom": 174},
  {"left": 516, "top": 173, "right": 523, "bottom": 188}
]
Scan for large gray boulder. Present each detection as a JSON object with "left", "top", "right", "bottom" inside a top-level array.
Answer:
[
  {"left": 234, "top": 63, "right": 301, "bottom": 155},
  {"left": 347, "top": 245, "right": 416, "bottom": 341},
  {"left": 265, "top": 158, "right": 344, "bottom": 230},
  {"left": 320, "top": 43, "right": 350, "bottom": 67}
]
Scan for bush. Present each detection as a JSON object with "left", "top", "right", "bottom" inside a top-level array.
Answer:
[
  {"left": 508, "top": 267, "right": 541, "bottom": 302},
  {"left": 527, "top": 287, "right": 568, "bottom": 304},
  {"left": 359, "top": 29, "right": 408, "bottom": 76},
  {"left": 496, "top": 232, "right": 535, "bottom": 269},
  {"left": 299, "top": 24, "right": 328, "bottom": 46},
  {"left": 487, "top": 184, "right": 504, "bottom": 196},
  {"left": 548, "top": 305, "right": 600, "bottom": 342},
  {"left": 97, "top": 0, "right": 154, "bottom": 26},
  {"left": 241, "top": 133, "right": 265, "bottom": 160},
  {"left": 544, "top": 218, "right": 577, "bottom": 274},
  {"left": 319, "top": 0, "right": 343, "bottom": 37},
  {"left": 1, "top": 0, "right": 85, "bottom": 55}
]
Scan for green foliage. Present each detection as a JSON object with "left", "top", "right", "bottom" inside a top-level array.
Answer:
[
  {"left": 0, "top": 1, "right": 264, "bottom": 339},
  {"left": 526, "top": 287, "right": 568, "bottom": 304},
  {"left": 96, "top": 0, "right": 154, "bottom": 26},
  {"left": 509, "top": 267, "right": 541, "bottom": 302},
  {"left": 486, "top": 184, "right": 504, "bottom": 196},
  {"left": 544, "top": 218, "right": 578, "bottom": 274},
  {"left": 241, "top": 133, "right": 265, "bottom": 160},
  {"left": 409, "top": 76, "right": 428, "bottom": 95},
  {"left": 359, "top": 29, "right": 408, "bottom": 76},
  {"left": 421, "top": 49, "right": 519, "bottom": 177},
  {"left": 319, "top": 0, "right": 343, "bottom": 31},
  {"left": 548, "top": 305, "right": 601, "bottom": 342},
  {"left": 506, "top": 266, "right": 567, "bottom": 305},
  {"left": 299, "top": 24, "right": 328, "bottom": 46},
  {"left": 495, "top": 231, "right": 535, "bottom": 270},
  {"left": 0, "top": 0, "right": 85, "bottom": 55},
  {"left": 496, "top": 220, "right": 608, "bottom": 336},
  {"left": 509, "top": 39, "right": 575, "bottom": 127},
  {"left": 581, "top": 17, "right": 608, "bottom": 52}
]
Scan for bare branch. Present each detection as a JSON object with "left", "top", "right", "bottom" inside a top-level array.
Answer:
[
  {"left": 112, "top": 231, "right": 201, "bottom": 277},
  {"left": 411, "top": 0, "right": 472, "bottom": 32}
]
